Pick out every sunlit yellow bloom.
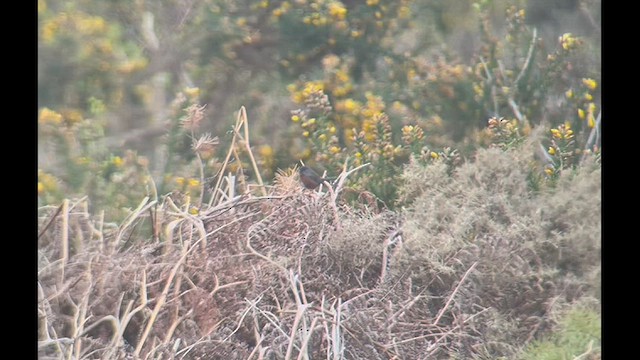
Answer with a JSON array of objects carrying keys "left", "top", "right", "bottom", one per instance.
[
  {"left": 329, "top": 146, "right": 341, "bottom": 154},
  {"left": 559, "top": 33, "right": 578, "bottom": 51},
  {"left": 112, "top": 156, "right": 124, "bottom": 167},
  {"left": 584, "top": 93, "right": 593, "bottom": 101},
  {"left": 318, "top": 134, "right": 327, "bottom": 141},
  {"left": 398, "top": 5, "right": 411, "bottom": 19},
  {"left": 184, "top": 87, "right": 200, "bottom": 99},
  {"left": 545, "top": 167, "right": 555, "bottom": 176},
  {"left": 550, "top": 129, "right": 562, "bottom": 139},
  {"left": 328, "top": 2, "right": 347, "bottom": 20},
  {"left": 343, "top": 99, "right": 359, "bottom": 113},
  {"left": 366, "top": 0, "right": 379, "bottom": 5},
  {"left": 587, "top": 102, "right": 597, "bottom": 114},
  {"left": 175, "top": 177, "right": 186, "bottom": 186},
  {"left": 259, "top": 145, "right": 273, "bottom": 158},
  {"left": 587, "top": 114, "right": 596, "bottom": 128},
  {"left": 329, "top": 126, "right": 336, "bottom": 134},
  {"left": 38, "top": 182, "right": 45, "bottom": 194},
  {"left": 582, "top": 78, "right": 597, "bottom": 90},
  {"left": 430, "top": 152, "right": 439, "bottom": 159},
  {"left": 189, "top": 207, "right": 199, "bottom": 215},
  {"left": 303, "top": 131, "right": 310, "bottom": 137},
  {"left": 259, "top": 0, "right": 269, "bottom": 8},
  {"left": 578, "top": 108, "right": 585, "bottom": 120},
  {"left": 39, "top": 108, "right": 63, "bottom": 125},
  {"left": 565, "top": 89, "right": 574, "bottom": 99},
  {"left": 336, "top": 69, "right": 350, "bottom": 83},
  {"left": 355, "top": 152, "right": 362, "bottom": 158},
  {"left": 291, "top": 115, "right": 300, "bottom": 122},
  {"left": 548, "top": 147, "right": 556, "bottom": 155}
]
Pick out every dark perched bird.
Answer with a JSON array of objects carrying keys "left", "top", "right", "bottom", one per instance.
[{"left": 299, "top": 166, "right": 332, "bottom": 189}]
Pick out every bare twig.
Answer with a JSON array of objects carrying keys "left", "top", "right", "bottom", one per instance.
[
  {"left": 514, "top": 27, "right": 537, "bottom": 86},
  {"left": 433, "top": 262, "right": 478, "bottom": 326}
]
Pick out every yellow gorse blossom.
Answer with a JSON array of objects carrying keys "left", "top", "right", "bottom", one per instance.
[
  {"left": 559, "top": 33, "right": 579, "bottom": 51},
  {"left": 582, "top": 78, "right": 597, "bottom": 90},
  {"left": 112, "top": 156, "right": 124, "bottom": 167},
  {"left": 39, "top": 108, "right": 64, "bottom": 125},
  {"left": 578, "top": 108, "right": 586, "bottom": 120},
  {"left": 328, "top": 2, "right": 347, "bottom": 20}
]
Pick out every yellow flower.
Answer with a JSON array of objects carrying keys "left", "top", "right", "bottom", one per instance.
[
  {"left": 175, "top": 177, "right": 186, "bottom": 186},
  {"left": 578, "top": 108, "right": 585, "bottom": 120},
  {"left": 38, "top": 182, "right": 45, "bottom": 194},
  {"left": 548, "top": 147, "right": 556, "bottom": 155},
  {"left": 259, "top": 145, "right": 274, "bottom": 158},
  {"left": 303, "top": 131, "right": 310, "bottom": 137},
  {"left": 366, "top": 0, "right": 379, "bottom": 5},
  {"left": 587, "top": 102, "right": 597, "bottom": 113},
  {"left": 544, "top": 167, "right": 555, "bottom": 176},
  {"left": 565, "top": 89, "right": 574, "bottom": 99},
  {"left": 39, "top": 108, "right": 63, "bottom": 125},
  {"left": 328, "top": 2, "right": 347, "bottom": 20},
  {"left": 355, "top": 152, "right": 362, "bottom": 158},
  {"left": 584, "top": 93, "right": 593, "bottom": 101},
  {"left": 587, "top": 113, "right": 596, "bottom": 128},
  {"left": 112, "top": 156, "right": 124, "bottom": 167},
  {"left": 559, "top": 33, "right": 578, "bottom": 51},
  {"left": 184, "top": 87, "right": 200, "bottom": 99},
  {"left": 329, "top": 126, "right": 336, "bottom": 134},
  {"left": 291, "top": 115, "right": 300, "bottom": 122},
  {"left": 550, "top": 129, "right": 562, "bottom": 139},
  {"left": 318, "top": 134, "right": 327, "bottom": 141},
  {"left": 189, "top": 207, "right": 199, "bottom": 215},
  {"left": 430, "top": 151, "right": 439, "bottom": 159},
  {"left": 329, "top": 146, "right": 341, "bottom": 154},
  {"left": 582, "top": 78, "right": 597, "bottom": 90},
  {"left": 188, "top": 179, "right": 200, "bottom": 188},
  {"left": 398, "top": 5, "right": 411, "bottom": 19}
]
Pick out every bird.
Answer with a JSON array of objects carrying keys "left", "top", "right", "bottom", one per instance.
[{"left": 299, "top": 166, "right": 332, "bottom": 189}]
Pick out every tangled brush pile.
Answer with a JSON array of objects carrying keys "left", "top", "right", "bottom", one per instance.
[{"left": 38, "top": 146, "right": 600, "bottom": 359}]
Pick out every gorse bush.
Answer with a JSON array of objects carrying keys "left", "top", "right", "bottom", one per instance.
[
  {"left": 38, "top": 132, "right": 600, "bottom": 359},
  {"left": 39, "top": 0, "right": 600, "bottom": 204},
  {"left": 38, "top": 0, "right": 600, "bottom": 358}
]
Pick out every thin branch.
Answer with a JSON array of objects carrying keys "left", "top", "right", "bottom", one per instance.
[
  {"left": 433, "top": 261, "right": 478, "bottom": 326},
  {"left": 514, "top": 27, "right": 538, "bottom": 86}
]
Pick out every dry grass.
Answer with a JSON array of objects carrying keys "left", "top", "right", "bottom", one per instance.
[{"left": 38, "top": 113, "right": 600, "bottom": 359}]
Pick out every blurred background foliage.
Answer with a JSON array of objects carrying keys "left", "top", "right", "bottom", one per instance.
[{"left": 38, "top": 0, "right": 600, "bottom": 211}]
